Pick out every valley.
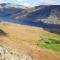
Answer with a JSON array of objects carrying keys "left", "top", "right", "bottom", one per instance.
[{"left": 0, "top": 4, "right": 60, "bottom": 60}]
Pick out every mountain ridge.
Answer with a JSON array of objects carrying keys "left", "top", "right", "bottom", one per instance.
[{"left": 0, "top": 4, "right": 60, "bottom": 34}]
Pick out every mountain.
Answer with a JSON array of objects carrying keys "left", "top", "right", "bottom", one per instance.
[
  {"left": 18, "top": 5, "right": 60, "bottom": 24},
  {"left": 0, "top": 4, "right": 60, "bottom": 34},
  {"left": 0, "top": 3, "right": 29, "bottom": 17},
  {"left": 1, "top": 5, "right": 59, "bottom": 25},
  {"left": 0, "top": 4, "right": 60, "bottom": 60}
]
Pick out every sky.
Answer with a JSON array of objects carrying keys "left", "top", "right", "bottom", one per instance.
[{"left": 0, "top": 0, "right": 60, "bottom": 7}]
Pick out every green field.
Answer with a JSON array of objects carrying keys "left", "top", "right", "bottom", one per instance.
[{"left": 36, "top": 32, "right": 60, "bottom": 52}]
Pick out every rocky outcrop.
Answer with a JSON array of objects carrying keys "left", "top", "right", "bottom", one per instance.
[{"left": 0, "top": 45, "right": 32, "bottom": 60}]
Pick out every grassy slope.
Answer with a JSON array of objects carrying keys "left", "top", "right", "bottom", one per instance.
[
  {"left": 0, "top": 22, "right": 60, "bottom": 60},
  {"left": 36, "top": 28, "right": 60, "bottom": 52}
]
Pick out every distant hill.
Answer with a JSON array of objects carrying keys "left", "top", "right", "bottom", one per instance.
[
  {"left": 0, "top": 4, "right": 60, "bottom": 34},
  {"left": 19, "top": 5, "right": 60, "bottom": 24},
  {"left": 0, "top": 3, "right": 28, "bottom": 17},
  {"left": 0, "top": 4, "right": 60, "bottom": 25},
  {"left": 0, "top": 5, "right": 59, "bottom": 24}
]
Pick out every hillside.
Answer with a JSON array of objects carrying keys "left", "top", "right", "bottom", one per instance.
[
  {"left": 0, "top": 22, "right": 60, "bottom": 60},
  {"left": 0, "top": 4, "right": 60, "bottom": 60}
]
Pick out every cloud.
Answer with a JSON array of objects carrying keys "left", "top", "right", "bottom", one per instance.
[
  {"left": 16, "top": 0, "right": 41, "bottom": 7},
  {"left": 17, "top": 0, "right": 28, "bottom": 2},
  {"left": 0, "top": 0, "right": 5, "bottom": 3},
  {"left": 16, "top": 0, "right": 60, "bottom": 7},
  {"left": 41, "top": 0, "right": 60, "bottom": 5},
  {"left": 0, "top": 0, "right": 60, "bottom": 7}
]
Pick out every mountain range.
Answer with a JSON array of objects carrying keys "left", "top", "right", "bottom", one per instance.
[
  {"left": 0, "top": 3, "right": 60, "bottom": 34},
  {"left": 0, "top": 3, "right": 60, "bottom": 60}
]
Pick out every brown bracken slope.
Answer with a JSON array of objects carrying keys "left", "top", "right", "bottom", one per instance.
[{"left": 0, "top": 22, "right": 60, "bottom": 60}]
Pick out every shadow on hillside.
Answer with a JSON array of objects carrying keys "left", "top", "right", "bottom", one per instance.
[
  {"left": 0, "top": 7, "right": 23, "bottom": 17},
  {"left": 19, "top": 20, "right": 60, "bottom": 35},
  {"left": 0, "top": 16, "right": 60, "bottom": 35},
  {"left": 44, "top": 28, "right": 60, "bottom": 35},
  {"left": 21, "top": 5, "right": 60, "bottom": 21}
]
